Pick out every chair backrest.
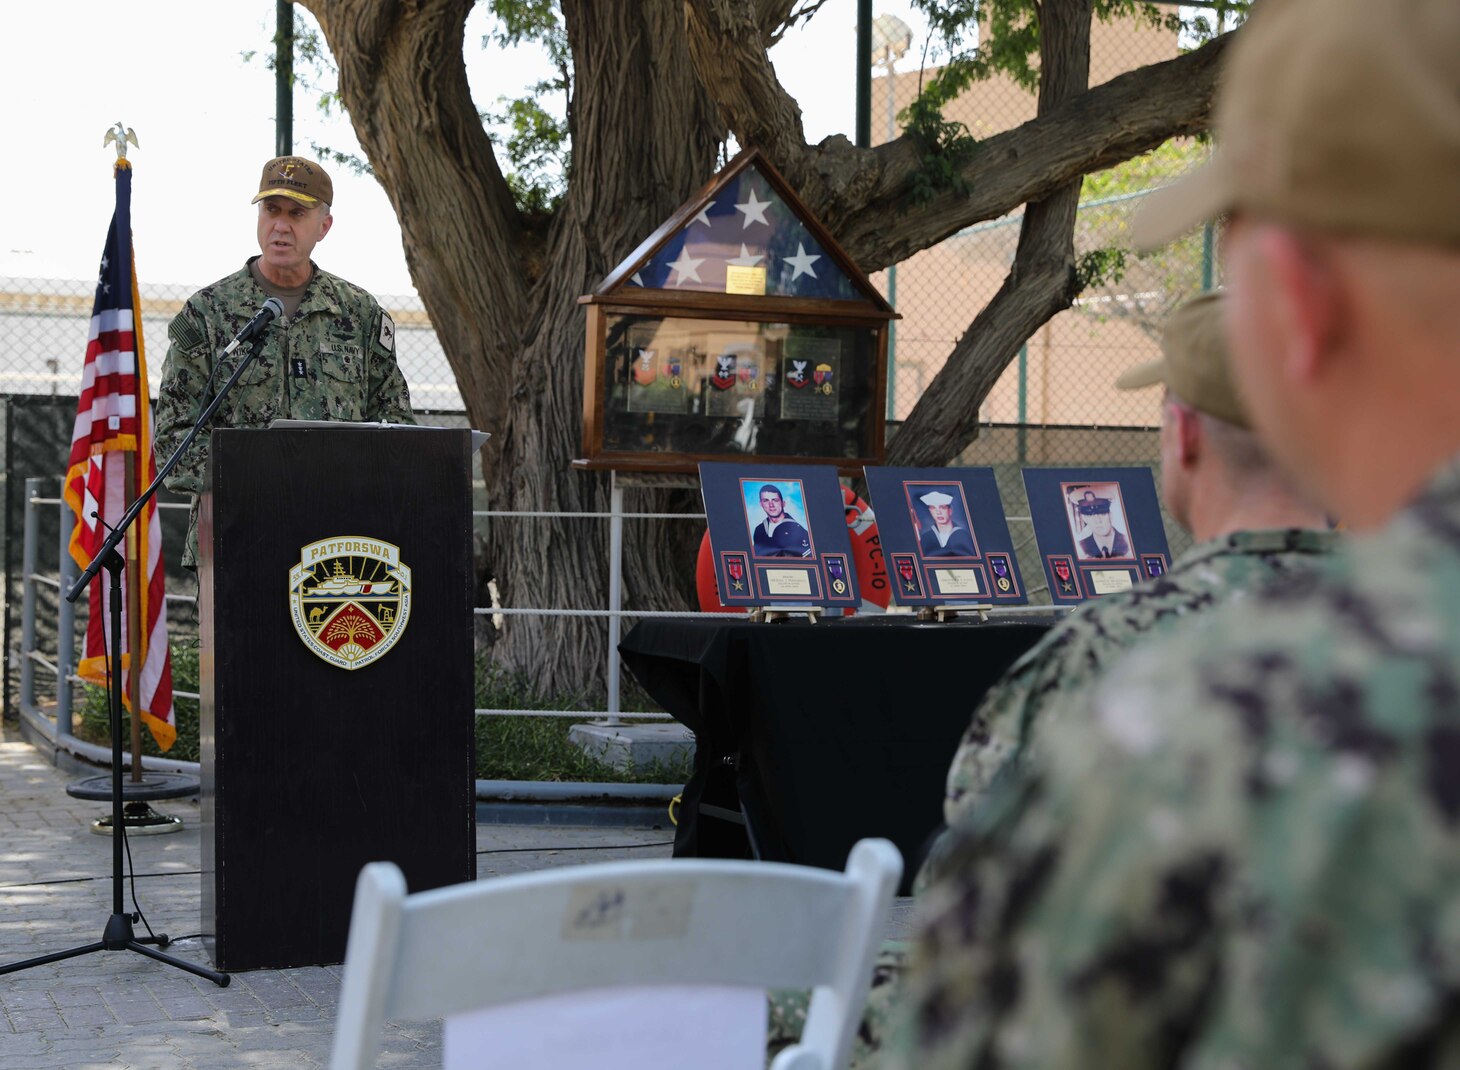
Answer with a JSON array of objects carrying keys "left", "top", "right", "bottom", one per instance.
[{"left": 329, "top": 838, "right": 902, "bottom": 1070}]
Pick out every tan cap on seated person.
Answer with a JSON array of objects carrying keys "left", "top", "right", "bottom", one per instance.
[
  {"left": 251, "top": 156, "right": 334, "bottom": 208},
  {"left": 1115, "top": 291, "right": 1247, "bottom": 428}
]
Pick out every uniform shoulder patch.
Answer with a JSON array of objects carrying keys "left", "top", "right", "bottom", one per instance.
[
  {"left": 167, "top": 310, "right": 205, "bottom": 353},
  {"left": 379, "top": 311, "right": 396, "bottom": 352}
]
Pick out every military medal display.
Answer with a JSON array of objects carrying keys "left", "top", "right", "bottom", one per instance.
[
  {"left": 1023, "top": 467, "right": 1173, "bottom": 605},
  {"left": 863, "top": 466, "right": 1028, "bottom": 608},
  {"left": 699, "top": 462, "right": 861, "bottom": 610}
]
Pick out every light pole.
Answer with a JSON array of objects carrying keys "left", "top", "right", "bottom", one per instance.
[{"left": 871, "top": 14, "right": 912, "bottom": 419}]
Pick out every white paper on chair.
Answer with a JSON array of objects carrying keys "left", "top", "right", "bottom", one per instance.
[{"left": 443, "top": 984, "right": 766, "bottom": 1070}]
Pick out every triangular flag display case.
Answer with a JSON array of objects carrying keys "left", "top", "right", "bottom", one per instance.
[{"left": 577, "top": 150, "right": 896, "bottom": 473}]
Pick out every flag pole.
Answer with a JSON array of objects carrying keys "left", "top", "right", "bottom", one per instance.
[{"left": 125, "top": 457, "right": 144, "bottom": 783}]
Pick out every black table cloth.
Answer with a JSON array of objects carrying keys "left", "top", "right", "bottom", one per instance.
[{"left": 620, "top": 615, "right": 1054, "bottom": 889}]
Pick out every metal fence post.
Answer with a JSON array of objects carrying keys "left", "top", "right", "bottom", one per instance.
[
  {"left": 56, "top": 485, "right": 77, "bottom": 736},
  {"left": 19, "top": 478, "right": 42, "bottom": 714},
  {"left": 605, "top": 471, "right": 624, "bottom": 726}
]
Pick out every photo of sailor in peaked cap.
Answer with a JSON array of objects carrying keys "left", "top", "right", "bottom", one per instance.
[{"left": 1069, "top": 485, "right": 1131, "bottom": 560}]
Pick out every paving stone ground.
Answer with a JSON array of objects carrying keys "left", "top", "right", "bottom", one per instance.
[{"left": 0, "top": 723, "right": 675, "bottom": 1069}]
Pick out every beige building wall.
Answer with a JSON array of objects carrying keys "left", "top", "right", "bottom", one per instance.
[{"left": 870, "top": 12, "right": 1182, "bottom": 429}]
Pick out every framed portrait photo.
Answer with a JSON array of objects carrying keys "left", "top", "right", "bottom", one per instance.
[
  {"left": 699, "top": 462, "right": 860, "bottom": 608},
  {"left": 1022, "top": 467, "right": 1172, "bottom": 605},
  {"left": 864, "top": 466, "right": 1027, "bottom": 606}
]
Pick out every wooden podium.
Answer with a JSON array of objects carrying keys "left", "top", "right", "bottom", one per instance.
[{"left": 198, "top": 426, "right": 476, "bottom": 971}]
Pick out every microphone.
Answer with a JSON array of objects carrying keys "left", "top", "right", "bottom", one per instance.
[{"left": 221, "top": 297, "right": 285, "bottom": 356}]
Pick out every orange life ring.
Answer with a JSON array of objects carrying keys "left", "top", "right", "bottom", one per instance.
[{"left": 694, "top": 486, "right": 889, "bottom": 611}]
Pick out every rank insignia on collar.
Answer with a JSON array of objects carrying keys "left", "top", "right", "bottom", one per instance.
[{"left": 288, "top": 536, "right": 412, "bottom": 670}]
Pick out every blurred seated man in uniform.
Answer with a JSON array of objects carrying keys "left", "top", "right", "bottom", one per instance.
[
  {"left": 155, "top": 156, "right": 414, "bottom": 569},
  {"left": 769, "top": 290, "right": 1337, "bottom": 1067},
  {"left": 886, "top": 1, "right": 1460, "bottom": 1066},
  {"left": 939, "top": 289, "right": 1334, "bottom": 838}
]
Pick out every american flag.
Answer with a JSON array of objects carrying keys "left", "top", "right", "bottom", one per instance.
[
  {"left": 630, "top": 161, "right": 859, "bottom": 301},
  {"left": 61, "top": 159, "right": 175, "bottom": 752}
]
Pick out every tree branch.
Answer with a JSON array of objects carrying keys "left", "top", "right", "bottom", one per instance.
[
  {"left": 682, "top": 0, "right": 809, "bottom": 170},
  {"left": 303, "top": 0, "right": 530, "bottom": 438},
  {"left": 829, "top": 30, "right": 1233, "bottom": 269},
  {"left": 887, "top": 0, "right": 1093, "bottom": 468}
]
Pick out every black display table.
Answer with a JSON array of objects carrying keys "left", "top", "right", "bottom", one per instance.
[{"left": 620, "top": 615, "right": 1054, "bottom": 890}]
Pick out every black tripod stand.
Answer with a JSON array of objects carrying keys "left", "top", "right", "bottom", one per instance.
[{"left": 0, "top": 304, "right": 280, "bottom": 986}]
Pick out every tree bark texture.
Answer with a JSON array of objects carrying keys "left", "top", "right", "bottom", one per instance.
[{"left": 302, "top": 0, "right": 1234, "bottom": 694}]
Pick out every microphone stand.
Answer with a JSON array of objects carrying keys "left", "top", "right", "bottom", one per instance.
[{"left": 0, "top": 331, "right": 273, "bottom": 986}]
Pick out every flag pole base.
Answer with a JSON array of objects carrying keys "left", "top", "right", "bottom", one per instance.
[
  {"left": 90, "top": 802, "right": 185, "bottom": 836},
  {"left": 67, "top": 772, "right": 197, "bottom": 836}
]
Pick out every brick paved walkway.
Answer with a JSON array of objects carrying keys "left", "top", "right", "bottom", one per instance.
[{"left": 0, "top": 726, "right": 674, "bottom": 1069}]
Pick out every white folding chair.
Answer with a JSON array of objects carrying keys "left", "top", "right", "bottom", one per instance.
[{"left": 330, "top": 839, "right": 902, "bottom": 1070}]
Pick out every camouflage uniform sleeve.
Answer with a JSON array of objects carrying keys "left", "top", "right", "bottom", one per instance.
[
  {"left": 365, "top": 306, "right": 415, "bottom": 425},
  {"left": 883, "top": 598, "right": 1460, "bottom": 1070},
  {"left": 153, "top": 299, "right": 214, "bottom": 499},
  {"left": 942, "top": 618, "right": 1091, "bottom": 832}
]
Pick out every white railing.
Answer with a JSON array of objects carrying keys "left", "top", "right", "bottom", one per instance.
[
  {"left": 14, "top": 473, "right": 722, "bottom": 768},
  {"left": 15, "top": 473, "right": 1065, "bottom": 771}
]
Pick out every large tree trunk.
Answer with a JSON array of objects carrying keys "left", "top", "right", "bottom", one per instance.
[
  {"left": 305, "top": 0, "right": 1234, "bottom": 694},
  {"left": 309, "top": 0, "right": 724, "bottom": 695}
]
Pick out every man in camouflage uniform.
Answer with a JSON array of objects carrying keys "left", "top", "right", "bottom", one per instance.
[
  {"left": 883, "top": 0, "right": 1460, "bottom": 1066},
  {"left": 770, "top": 292, "right": 1334, "bottom": 1066},
  {"left": 155, "top": 156, "right": 414, "bottom": 567}
]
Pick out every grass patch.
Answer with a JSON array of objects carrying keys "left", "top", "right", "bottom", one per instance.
[
  {"left": 77, "top": 646, "right": 692, "bottom": 785},
  {"left": 474, "top": 662, "right": 691, "bottom": 784},
  {"left": 76, "top": 642, "right": 202, "bottom": 763}
]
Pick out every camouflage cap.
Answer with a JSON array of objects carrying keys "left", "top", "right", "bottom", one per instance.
[
  {"left": 1132, "top": 0, "right": 1460, "bottom": 251},
  {"left": 1115, "top": 291, "right": 1248, "bottom": 428},
  {"left": 251, "top": 156, "right": 334, "bottom": 208}
]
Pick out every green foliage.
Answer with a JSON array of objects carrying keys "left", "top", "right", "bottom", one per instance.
[
  {"left": 78, "top": 641, "right": 202, "bottom": 764},
  {"left": 479, "top": 1, "right": 572, "bottom": 213},
  {"left": 473, "top": 662, "right": 690, "bottom": 784},
  {"left": 1081, "top": 137, "right": 1208, "bottom": 202},
  {"left": 1075, "top": 247, "right": 1127, "bottom": 292},
  {"left": 480, "top": 95, "right": 570, "bottom": 216},
  {"left": 900, "top": 90, "right": 978, "bottom": 204},
  {"left": 897, "top": 0, "right": 1248, "bottom": 201}
]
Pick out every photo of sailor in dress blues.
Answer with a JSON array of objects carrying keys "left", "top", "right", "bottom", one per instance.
[{"left": 698, "top": 462, "right": 860, "bottom": 608}]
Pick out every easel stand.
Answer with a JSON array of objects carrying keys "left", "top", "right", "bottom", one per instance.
[
  {"left": 0, "top": 546, "right": 227, "bottom": 986},
  {"left": 749, "top": 606, "right": 824, "bottom": 624},
  {"left": 915, "top": 603, "right": 993, "bottom": 623}
]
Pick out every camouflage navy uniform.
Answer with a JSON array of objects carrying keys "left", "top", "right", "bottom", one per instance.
[
  {"left": 769, "top": 530, "right": 1337, "bottom": 1067},
  {"left": 881, "top": 457, "right": 1460, "bottom": 1070},
  {"left": 941, "top": 528, "right": 1339, "bottom": 836},
  {"left": 155, "top": 259, "right": 414, "bottom": 566}
]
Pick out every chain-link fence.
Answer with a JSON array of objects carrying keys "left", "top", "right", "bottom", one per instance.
[
  {"left": 0, "top": 276, "right": 464, "bottom": 413},
  {"left": 870, "top": 7, "right": 1219, "bottom": 428}
]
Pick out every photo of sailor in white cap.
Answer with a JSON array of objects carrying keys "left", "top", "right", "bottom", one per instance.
[{"left": 916, "top": 486, "right": 977, "bottom": 558}]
